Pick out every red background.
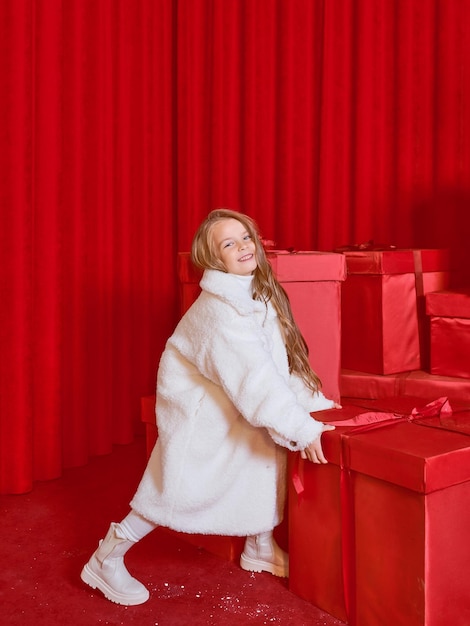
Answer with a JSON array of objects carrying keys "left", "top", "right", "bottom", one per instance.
[{"left": 1, "top": 0, "right": 469, "bottom": 493}]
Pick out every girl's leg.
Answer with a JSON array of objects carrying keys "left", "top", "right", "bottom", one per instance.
[
  {"left": 240, "top": 530, "right": 289, "bottom": 578},
  {"left": 80, "top": 510, "right": 157, "bottom": 605},
  {"left": 119, "top": 510, "right": 157, "bottom": 542}
]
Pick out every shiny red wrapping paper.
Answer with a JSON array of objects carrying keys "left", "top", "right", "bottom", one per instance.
[
  {"left": 288, "top": 397, "right": 470, "bottom": 626},
  {"left": 340, "top": 250, "right": 420, "bottom": 374},
  {"left": 426, "top": 289, "right": 470, "bottom": 379},
  {"left": 340, "top": 368, "right": 470, "bottom": 402},
  {"left": 178, "top": 250, "right": 347, "bottom": 403}
]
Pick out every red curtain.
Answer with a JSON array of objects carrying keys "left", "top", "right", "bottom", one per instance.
[
  {"left": 1, "top": 0, "right": 469, "bottom": 494},
  {"left": 0, "top": 0, "right": 177, "bottom": 493}
]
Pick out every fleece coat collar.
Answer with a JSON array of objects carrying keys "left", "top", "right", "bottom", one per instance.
[{"left": 199, "top": 269, "right": 269, "bottom": 316}]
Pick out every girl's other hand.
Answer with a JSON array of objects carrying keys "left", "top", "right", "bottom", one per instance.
[{"left": 300, "top": 423, "right": 335, "bottom": 464}]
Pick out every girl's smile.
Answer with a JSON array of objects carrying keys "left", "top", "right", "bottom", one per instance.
[{"left": 212, "top": 218, "right": 258, "bottom": 276}]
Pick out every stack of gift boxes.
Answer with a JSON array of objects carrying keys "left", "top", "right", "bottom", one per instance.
[
  {"left": 339, "top": 247, "right": 470, "bottom": 401},
  {"left": 341, "top": 249, "right": 470, "bottom": 398},
  {"left": 289, "top": 246, "right": 470, "bottom": 626},
  {"left": 141, "top": 247, "right": 470, "bottom": 626}
]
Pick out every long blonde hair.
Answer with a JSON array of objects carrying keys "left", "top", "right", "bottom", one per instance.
[{"left": 191, "top": 208, "right": 321, "bottom": 394}]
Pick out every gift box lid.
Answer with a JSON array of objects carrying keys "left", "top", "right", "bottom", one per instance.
[
  {"left": 402, "top": 370, "right": 470, "bottom": 402},
  {"left": 317, "top": 399, "right": 470, "bottom": 494},
  {"left": 267, "top": 251, "right": 346, "bottom": 282},
  {"left": 178, "top": 250, "right": 347, "bottom": 283},
  {"left": 340, "top": 368, "right": 470, "bottom": 403},
  {"left": 340, "top": 368, "right": 408, "bottom": 399},
  {"left": 340, "top": 249, "right": 416, "bottom": 275},
  {"left": 411, "top": 248, "right": 451, "bottom": 272},
  {"left": 426, "top": 289, "right": 470, "bottom": 318},
  {"left": 342, "top": 394, "right": 470, "bottom": 415}
]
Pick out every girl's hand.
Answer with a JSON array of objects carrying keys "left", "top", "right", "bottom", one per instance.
[{"left": 300, "top": 423, "right": 335, "bottom": 464}]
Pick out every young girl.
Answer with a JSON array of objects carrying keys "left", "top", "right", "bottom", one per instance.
[{"left": 81, "top": 209, "right": 337, "bottom": 606}]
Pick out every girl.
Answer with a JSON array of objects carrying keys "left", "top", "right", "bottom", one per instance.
[{"left": 81, "top": 209, "right": 337, "bottom": 606}]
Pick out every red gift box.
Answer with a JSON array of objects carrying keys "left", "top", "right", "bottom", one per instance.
[
  {"left": 288, "top": 397, "right": 470, "bottom": 626},
  {"left": 177, "top": 253, "right": 203, "bottom": 315},
  {"left": 426, "top": 289, "right": 470, "bottom": 379},
  {"left": 340, "top": 368, "right": 470, "bottom": 402},
  {"left": 178, "top": 251, "right": 347, "bottom": 403},
  {"left": 340, "top": 250, "right": 420, "bottom": 375}
]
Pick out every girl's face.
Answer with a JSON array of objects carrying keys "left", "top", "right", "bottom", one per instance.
[{"left": 211, "top": 218, "right": 258, "bottom": 276}]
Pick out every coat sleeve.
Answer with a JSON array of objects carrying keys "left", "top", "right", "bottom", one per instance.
[
  {"left": 179, "top": 307, "right": 325, "bottom": 451},
  {"left": 288, "top": 373, "right": 336, "bottom": 413}
]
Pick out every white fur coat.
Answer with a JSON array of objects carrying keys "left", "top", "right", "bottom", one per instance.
[{"left": 130, "top": 269, "right": 334, "bottom": 535}]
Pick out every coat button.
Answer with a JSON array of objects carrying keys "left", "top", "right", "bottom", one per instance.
[{"left": 290, "top": 441, "right": 297, "bottom": 447}]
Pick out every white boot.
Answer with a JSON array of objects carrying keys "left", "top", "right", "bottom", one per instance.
[
  {"left": 240, "top": 531, "right": 289, "bottom": 578},
  {"left": 80, "top": 522, "right": 149, "bottom": 605}
]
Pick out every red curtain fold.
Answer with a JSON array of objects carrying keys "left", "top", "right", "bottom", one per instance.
[
  {"left": 0, "top": 0, "right": 34, "bottom": 494},
  {"left": 0, "top": 0, "right": 176, "bottom": 493},
  {"left": 1, "top": 0, "right": 470, "bottom": 494}
]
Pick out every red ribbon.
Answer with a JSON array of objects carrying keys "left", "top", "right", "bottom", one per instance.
[
  {"left": 325, "top": 396, "right": 452, "bottom": 429},
  {"left": 292, "top": 397, "right": 453, "bottom": 497}
]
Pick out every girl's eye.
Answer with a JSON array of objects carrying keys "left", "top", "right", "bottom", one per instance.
[
  {"left": 223, "top": 241, "right": 233, "bottom": 248},
  {"left": 243, "top": 235, "right": 251, "bottom": 241}
]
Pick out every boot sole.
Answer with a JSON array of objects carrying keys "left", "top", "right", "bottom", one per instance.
[
  {"left": 239, "top": 553, "right": 289, "bottom": 578},
  {"left": 80, "top": 563, "right": 150, "bottom": 606}
]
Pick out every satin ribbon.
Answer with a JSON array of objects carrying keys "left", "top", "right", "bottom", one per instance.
[
  {"left": 326, "top": 396, "right": 452, "bottom": 429},
  {"left": 292, "top": 396, "right": 453, "bottom": 624},
  {"left": 292, "top": 396, "right": 453, "bottom": 497}
]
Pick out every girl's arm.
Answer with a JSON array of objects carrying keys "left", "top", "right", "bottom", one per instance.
[
  {"left": 288, "top": 372, "right": 337, "bottom": 412},
  {"left": 188, "top": 313, "right": 327, "bottom": 451}
]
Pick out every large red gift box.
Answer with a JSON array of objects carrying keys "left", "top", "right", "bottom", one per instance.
[
  {"left": 178, "top": 250, "right": 346, "bottom": 403},
  {"left": 340, "top": 368, "right": 470, "bottom": 402},
  {"left": 288, "top": 397, "right": 470, "bottom": 626},
  {"left": 426, "top": 289, "right": 470, "bottom": 379},
  {"left": 340, "top": 249, "right": 420, "bottom": 375}
]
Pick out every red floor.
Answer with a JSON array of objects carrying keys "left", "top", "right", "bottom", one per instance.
[{"left": 0, "top": 436, "right": 347, "bottom": 625}]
